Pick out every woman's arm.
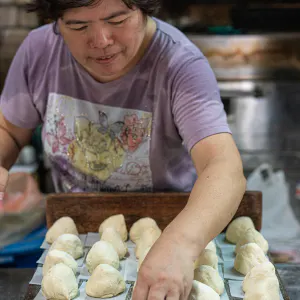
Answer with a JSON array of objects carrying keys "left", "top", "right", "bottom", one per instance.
[
  {"left": 164, "top": 132, "right": 246, "bottom": 261},
  {"left": 0, "top": 112, "right": 33, "bottom": 193}
]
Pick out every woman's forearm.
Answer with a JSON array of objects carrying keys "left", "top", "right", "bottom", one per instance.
[
  {"left": 0, "top": 126, "right": 21, "bottom": 170},
  {"left": 164, "top": 158, "right": 246, "bottom": 260}
]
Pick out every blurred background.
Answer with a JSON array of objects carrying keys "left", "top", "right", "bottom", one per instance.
[{"left": 2, "top": 1, "right": 300, "bottom": 297}]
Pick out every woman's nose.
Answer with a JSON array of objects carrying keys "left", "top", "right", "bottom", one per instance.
[{"left": 88, "top": 27, "right": 113, "bottom": 49}]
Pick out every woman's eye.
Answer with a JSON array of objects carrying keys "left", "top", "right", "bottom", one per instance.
[
  {"left": 71, "top": 26, "right": 88, "bottom": 31},
  {"left": 108, "top": 19, "right": 126, "bottom": 25}
]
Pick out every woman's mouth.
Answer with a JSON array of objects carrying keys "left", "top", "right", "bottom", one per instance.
[{"left": 93, "top": 53, "right": 118, "bottom": 64}]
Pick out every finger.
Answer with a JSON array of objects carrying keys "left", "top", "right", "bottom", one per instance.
[
  {"left": 166, "top": 286, "right": 181, "bottom": 300},
  {"left": 166, "top": 297, "right": 180, "bottom": 300},
  {"left": 166, "top": 295, "right": 180, "bottom": 300},
  {"left": 0, "top": 167, "right": 8, "bottom": 193},
  {"left": 182, "top": 281, "right": 193, "bottom": 300},
  {"left": 148, "top": 285, "right": 169, "bottom": 300},
  {"left": 131, "top": 278, "right": 149, "bottom": 300}
]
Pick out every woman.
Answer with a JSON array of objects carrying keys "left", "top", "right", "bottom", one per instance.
[{"left": 0, "top": 0, "right": 246, "bottom": 298}]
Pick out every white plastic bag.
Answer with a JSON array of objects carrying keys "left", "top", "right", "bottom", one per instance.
[{"left": 247, "top": 163, "right": 300, "bottom": 247}]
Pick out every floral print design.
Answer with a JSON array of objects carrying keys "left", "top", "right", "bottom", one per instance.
[
  {"left": 45, "top": 116, "right": 74, "bottom": 154},
  {"left": 120, "top": 114, "right": 151, "bottom": 152},
  {"left": 44, "top": 94, "right": 153, "bottom": 190}
]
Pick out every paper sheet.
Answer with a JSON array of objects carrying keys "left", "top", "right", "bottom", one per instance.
[
  {"left": 85, "top": 232, "right": 100, "bottom": 247},
  {"left": 221, "top": 250, "right": 237, "bottom": 262},
  {"left": 216, "top": 233, "right": 236, "bottom": 251},
  {"left": 29, "top": 267, "right": 44, "bottom": 285},
  {"left": 218, "top": 263, "right": 224, "bottom": 279},
  {"left": 223, "top": 261, "right": 245, "bottom": 281}
]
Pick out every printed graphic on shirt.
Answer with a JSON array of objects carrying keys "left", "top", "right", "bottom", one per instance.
[{"left": 43, "top": 93, "right": 153, "bottom": 192}]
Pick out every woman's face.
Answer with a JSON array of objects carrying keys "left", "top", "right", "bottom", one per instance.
[{"left": 58, "top": 0, "right": 148, "bottom": 82}]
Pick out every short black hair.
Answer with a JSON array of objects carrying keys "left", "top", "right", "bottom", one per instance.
[{"left": 27, "top": 0, "right": 160, "bottom": 21}]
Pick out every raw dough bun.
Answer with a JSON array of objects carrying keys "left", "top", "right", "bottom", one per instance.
[
  {"left": 243, "top": 262, "right": 278, "bottom": 293},
  {"left": 86, "top": 240, "right": 119, "bottom": 274},
  {"left": 244, "top": 290, "right": 280, "bottom": 300},
  {"left": 49, "top": 233, "right": 83, "bottom": 259},
  {"left": 129, "top": 217, "right": 160, "bottom": 243},
  {"left": 188, "top": 280, "right": 220, "bottom": 300},
  {"left": 99, "top": 214, "right": 128, "bottom": 242},
  {"left": 194, "top": 265, "right": 224, "bottom": 295},
  {"left": 244, "top": 280, "right": 280, "bottom": 300},
  {"left": 137, "top": 246, "right": 151, "bottom": 271},
  {"left": 101, "top": 227, "right": 128, "bottom": 259},
  {"left": 244, "top": 271, "right": 280, "bottom": 300},
  {"left": 135, "top": 226, "right": 161, "bottom": 259},
  {"left": 42, "top": 263, "right": 78, "bottom": 300},
  {"left": 86, "top": 264, "right": 126, "bottom": 298},
  {"left": 46, "top": 216, "right": 78, "bottom": 244},
  {"left": 194, "top": 249, "right": 218, "bottom": 270},
  {"left": 235, "top": 228, "right": 269, "bottom": 254},
  {"left": 234, "top": 243, "right": 268, "bottom": 275},
  {"left": 205, "top": 241, "right": 217, "bottom": 253},
  {"left": 43, "top": 249, "right": 78, "bottom": 276},
  {"left": 226, "top": 216, "right": 255, "bottom": 244}
]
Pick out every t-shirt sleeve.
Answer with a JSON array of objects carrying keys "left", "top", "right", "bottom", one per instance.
[
  {"left": 0, "top": 35, "right": 42, "bottom": 129},
  {"left": 171, "top": 56, "right": 231, "bottom": 152}
]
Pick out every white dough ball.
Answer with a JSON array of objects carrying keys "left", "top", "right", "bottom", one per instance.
[
  {"left": 226, "top": 217, "right": 255, "bottom": 244},
  {"left": 49, "top": 233, "right": 83, "bottom": 259},
  {"left": 244, "top": 290, "right": 280, "bottom": 300},
  {"left": 188, "top": 280, "right": 220, "bottom": 300},
  {"left": 101, "top": 227, "right": 128, "bottom": 259},
  {"left": 243, "top": 262, "right": 278, "bottom": 293},
  {"left": 194, "top": 249, "right": 218, "bottom": 270},
  {"left": 235, "top": 228, "right": 269, "bottom": 254},
  {"left": 42, "top": 263, "right": 78, "bottom": 300},
  {"left": 194, "top": 265, "right": 224, "bottom": 295},
  {"left": 86, "top": 240, "right": 119, "bottom": 274},
  {"left": 137, "top": 246, "right": 151, "bottom": 271},
  {"left": 86, "top": 264, "right": 126, "bottom": 298},
  {"left": 205, "top": 241, "right": 217, "bottom": 253},
  {"left": 244, "top": 276, "right": 280, "bottom": 300},
  {"left": 46, "top": 217, "right": 78, "bottom": 244},
  {"left": 234, "top": 243, "right": 268, "bottom": 275},
  {"left": 99, "top": 214, "right": 128, "bottom": 242},
  {"left": 129, "top": 217, "right": 159, "bottom": 244},
  {"left": 43, "top": 249, "right": 78, "bottom": 276},
  {"left": 135, "top": 226, "right": 161, "bottom": 259}
]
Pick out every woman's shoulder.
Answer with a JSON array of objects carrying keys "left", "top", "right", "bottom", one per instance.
[
  {"left": 154, "top": 19, "right": 204, "bottom": 56},
  {"left": 143, "top": 18, "right": 212, "bottom": 88},
  {"left": 22, "top": 23, "right": 65, "bottom": 62},
  {"left": 150, "top": 19, "right": 206, "bottom": 72}
]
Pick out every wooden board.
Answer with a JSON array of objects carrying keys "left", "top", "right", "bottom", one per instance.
[{"left": 46, "top": 191, "right": 262, "bottom": 233}]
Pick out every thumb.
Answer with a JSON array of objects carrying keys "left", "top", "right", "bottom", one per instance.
[{"left": 0, "top": 167, "right": 9, "bottom": 200}]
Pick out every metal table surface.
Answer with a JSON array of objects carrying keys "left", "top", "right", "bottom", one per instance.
[
  {"left": 1, "top": 265, "right": 300, "bottom": 300},
  {"left": 0, "top": 268, "right": 35, "bottom": 300}
]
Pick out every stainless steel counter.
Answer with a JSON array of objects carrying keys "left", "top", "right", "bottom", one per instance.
[{"left": 0, "top": 268, "right": 35, "bottom": 300}]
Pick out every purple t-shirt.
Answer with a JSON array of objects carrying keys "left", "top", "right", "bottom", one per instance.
[{"left": 0, "top": 18, "right": 230, "bottom": 193}]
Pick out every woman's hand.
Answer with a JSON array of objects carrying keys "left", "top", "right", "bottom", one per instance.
[
  {"left": 132, "top": 230, "right": 196, "bottom": 300},
  {"left": 0, "top": 166, "right": 8, "bottom": 208}
]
